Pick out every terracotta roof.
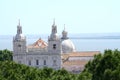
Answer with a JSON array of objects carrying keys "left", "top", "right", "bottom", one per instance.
[
  {"left": 62, "top": 60, "right": 88, "bottom": 72},
  {"left": 64, "top": 51, "right": 100, "bottom": 72},
  {"left": 28, "top": 38, "right": 48, "bottom": 48},
  {"left": 69, "top": 51, "right": 100, "bottom": 57},
  {"left": 61, "top": 54, "right": 69, "bottom": 59},
  {"left": 62, "top": 60, "right": 88, "bottom": 66}
]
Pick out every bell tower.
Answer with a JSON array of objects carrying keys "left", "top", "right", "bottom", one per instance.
[
  {"left": 13, "top": 20, "right": 26, "bottom": 64},
  {"left": 48, "top": 20, "right": 62, "bottom": 54},
  {"left": 47, "top": 20, "right": 62, "bottom": 69}
]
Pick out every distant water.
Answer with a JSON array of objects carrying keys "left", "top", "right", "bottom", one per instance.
[
  {"left": 0, "top": 34, "right": 120, "bottom": 52},
  {"left": 72, "top": 39, "right": 120, "bottom": 52}
]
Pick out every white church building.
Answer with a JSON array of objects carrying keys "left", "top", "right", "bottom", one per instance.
[{"left": 13, "top": 20, "right": 100, "bottom": 72}]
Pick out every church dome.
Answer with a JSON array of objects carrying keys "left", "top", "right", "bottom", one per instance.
[{"left": 62, "top": 39, "right": 76, "bottom": 53}]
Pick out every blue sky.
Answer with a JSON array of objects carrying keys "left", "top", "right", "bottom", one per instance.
[{"left": 0, "top": 0, "right": 120, "bottom": 35}]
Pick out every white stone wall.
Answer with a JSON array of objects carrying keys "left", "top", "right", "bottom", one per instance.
[
  {"left": 26, "top": 53, "right": 61, "bottom": 69},
  {"left": 13, "top": 22, "right": 62, "bottom": 70},
  {"left": 13, "top": 54, "right": 26, "bottom": 64},
  {"left": 28, "top": 47, "right": 47, "bottom": 53},
  {"left": 13, "top": 40, "right": 26, "bottom": 54},
  {"left": 13, "top": 39, "right": 62, "bottom": 70},
  {"left": 48, "top": 40, "right": 61, "bottom": 54}
]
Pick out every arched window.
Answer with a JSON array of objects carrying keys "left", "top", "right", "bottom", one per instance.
[
  {"left": 36, "top": 60, "right": 39, "bottom": 65},
  {"left": 44, "top": 60, "right": 46, "bottom": 65},
  {"left": 18, "top": 44, "right": 21, "bottom": 47},
  {"left": 53, "top": 60, "right": 57, "bottom": 66},
  {"left": 28, "top": 60, "right": 31, "bottom": 65},
  {"left": 18, "top": 44, "right": 22, "bottom": 51},
  {"left": 53, "top": 44, "right": 56, "bottom": 49}
]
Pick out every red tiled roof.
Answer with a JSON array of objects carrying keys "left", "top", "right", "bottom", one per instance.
[
  {"left": 28, "top": 38, "right": 48, "bottom": 48},
  {"left": 69, "top": 51, "right": 100, "bottom": 57},
  {"left": 62, "top": 51, "right": 100, "bottom": 67},
  {"left": 62, "top": 60, "right": 88, "bottom": 66}
]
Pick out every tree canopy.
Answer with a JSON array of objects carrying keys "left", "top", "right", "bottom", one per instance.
[
  {"left": 83, "top": 49, "right": 120, "bottom": 80},
  {"left": 0, "top": 49, "right": 12, "bottom": 61},
  {"left": 1, "top": 49, "right": 120, "bottom": 80},
  {"left": 0, "top": 49, "right": 77, "bottom": 80}
]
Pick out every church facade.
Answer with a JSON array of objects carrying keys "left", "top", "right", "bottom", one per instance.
[{"left": 13, "top": 20, "right": 76, "bottom": 70}]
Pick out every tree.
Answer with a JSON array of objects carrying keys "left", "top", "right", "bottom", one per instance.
[
  {"left": 0, "top": 49, "right": 12, "bottom": 61},
  {"left": 83, "top": 49, "right": 120, "bottom": 80}
]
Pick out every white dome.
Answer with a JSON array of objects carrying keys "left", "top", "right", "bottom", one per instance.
[{"left": 62, "top": 39, "right": 76, "bottom": 53}]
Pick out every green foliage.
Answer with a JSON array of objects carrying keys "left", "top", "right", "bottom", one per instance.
[
  {"left": 0, "top": 49, "right": 77, "bottom": 80},
  {"left": 0, "top": 61, "right": 77, "bottom": 80},
  {"left": 77, "top": 71, "right": 92, "bottom": 80},
  {"left": 83, "top": 49, "right": 120, "bottom": 80},
  {"left": 0, "top": 49, "right": 12, "bottom": 61},
  {"left": 1, "top": 49, "right": 120, "bottom": 80}
]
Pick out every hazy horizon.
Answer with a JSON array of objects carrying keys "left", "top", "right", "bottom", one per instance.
[{"left": 0, "top": 33, "right": 120, "bottom": 39}]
